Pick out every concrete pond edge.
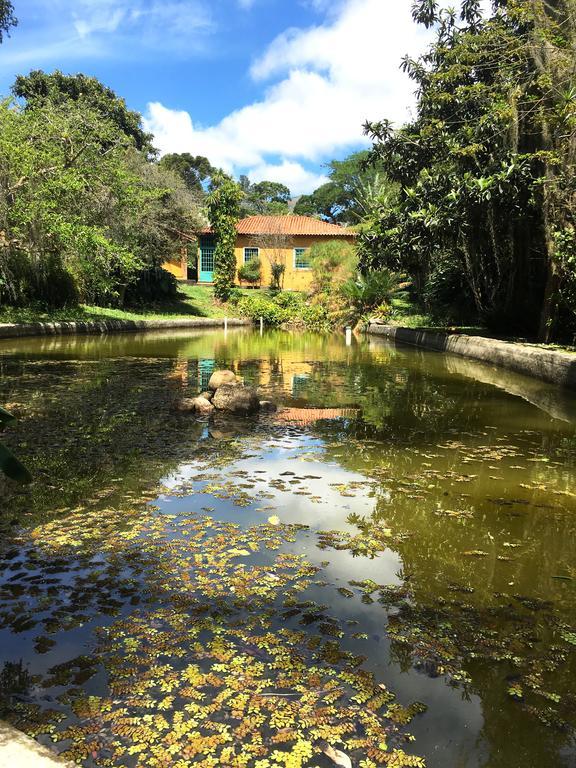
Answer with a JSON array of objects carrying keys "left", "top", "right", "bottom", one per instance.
[
  {"left": 0, "top": 317, "right": 252, "bottom": 340},
  {"left": 0, "top": 720, "right": 74, "bottom": 767},
  {"left": 366, "top": 325, "right": 576, "bottom": 391}
]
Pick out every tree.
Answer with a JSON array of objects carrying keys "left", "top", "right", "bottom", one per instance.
[
  {"left": 0, "top": 0, "right": 17, "bottom": 43},
  {"left": 207, "top": 173, "right": 243, "bottom": 301},
  {"left": 0, "top": 97, "right": 200, "bottom": 307},
  {"left": 294, "top": 151, "right": 390, "bottom": 224},
  {"left": 158, "top": 153, "right": 216, "bottom": 192},
  {"left": 12, "top": 70, "right": 154, "bottom": 154},
  {"left": 361, "top": 0, "right": 576, "bottom": 339},
  {"left": 241, "top": 178, "right": 292, "bottom": 215}
]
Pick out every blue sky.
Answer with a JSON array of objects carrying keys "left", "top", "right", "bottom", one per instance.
[{"left": 0, "top": 0, "right": 428, "bottom": 194}]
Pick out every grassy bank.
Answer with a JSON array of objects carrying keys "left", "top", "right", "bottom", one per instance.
[{"left": 0, "top": 285, "right": 230, "bottom": 324}]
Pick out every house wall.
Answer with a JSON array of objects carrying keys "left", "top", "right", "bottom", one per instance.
[
  {"left": 161, "top": 234, "right": 356, "bottom": 289},
  {"left": 162, "top": 250, "right": 188, "bottom": 280},
  {"left": 235, "top": 234, "right": 356, "bottom": 292}
]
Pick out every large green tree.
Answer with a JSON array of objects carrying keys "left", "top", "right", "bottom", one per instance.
[
  {"left": 294, "top": 151, "right": 388, "bottom": 224},
  {"left": 158, "top": 153, "right": 216, "bottom": 192},
  {"left": 12, "top": 70, "right": 154, "bottom": 154},
  {"left": 0, "top": 98, "right": 199, "bottom": 307},
  {"left": 240, "top": 178, "right": 292, "bottom": 215},
  {"left": 361, "top": 0, "right": 576, "bottom": 339}
]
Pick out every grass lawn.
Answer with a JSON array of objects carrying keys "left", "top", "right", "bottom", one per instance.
[{"left": 0, "top": 285, "right": 233, "bottom": 324}]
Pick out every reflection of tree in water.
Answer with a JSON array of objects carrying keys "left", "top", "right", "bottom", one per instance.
[
  {"left": 0, "top": 357, "right": 208, "bottom": 529},
  {"left": 0, "top": 661, "right": 33, "bottom": 717},
  {"left": 307, "top": 399, "right": 576, "bottom": 765}
]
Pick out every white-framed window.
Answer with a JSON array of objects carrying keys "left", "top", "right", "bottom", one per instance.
[
  {"left": 244, "top": 247, "right": 259, "bottom": 264},
  {"left": 294, "top": 247, "right": 311, "bottom": 270}
]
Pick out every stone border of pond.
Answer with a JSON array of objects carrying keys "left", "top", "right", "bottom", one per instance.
[
  {"left": 0, "top": 720, "right": 74, "bottom": 767},
  {"left": 366, "top": 325, "right": 576, "bottom": 391},
  {"left": 0, "top": 317, "right": 252, "bottom": 339}
]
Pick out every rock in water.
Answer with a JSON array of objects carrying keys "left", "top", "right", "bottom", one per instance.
[
  {"left": 176, "top": 396, "right": 215, "bottom": 415},
  {"left": 208, "top": 370, "right": 238, "bottom": 390},
  {"left": 199, "top": 391, "right": 213, "bottom": 401},
  {"left": 259, "top": 400, "right": 278, "bottom": 413},
  {"left": 212, "top": 384, "right": 260, "bottom": 415}
]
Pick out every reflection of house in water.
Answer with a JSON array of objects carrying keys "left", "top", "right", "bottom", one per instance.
[
  {"left": 273, "top": 407, "right": 361, "bottom": 425},
  {"left": 198, "top": 359, "right": 216, "bottom": 390}
]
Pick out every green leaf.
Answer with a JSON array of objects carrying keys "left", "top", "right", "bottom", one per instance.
[
  {"left": 0, "top": 442, "right": 32, "bottom": 484},
  {"left": 0, "top": 406, "right": 16, "bottom": 426}
]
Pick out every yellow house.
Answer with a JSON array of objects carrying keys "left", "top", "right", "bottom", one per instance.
[{"left": 162, "top": 215, "right": 357, "bottom": 292}]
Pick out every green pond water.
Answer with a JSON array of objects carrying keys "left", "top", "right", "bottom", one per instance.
[{"left": 0, "top": 329, "right": 575, "bottom": 768}]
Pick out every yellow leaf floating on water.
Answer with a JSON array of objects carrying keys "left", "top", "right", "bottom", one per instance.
[{"left": 268, "top": 515, "right": 281, "bottom": 526}]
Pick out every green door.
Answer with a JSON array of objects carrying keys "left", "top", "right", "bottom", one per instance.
[{"left": 199, "top": 237, "right": 215, "bottom": 283}]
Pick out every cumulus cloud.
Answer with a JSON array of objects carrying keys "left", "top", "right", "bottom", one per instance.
[{"left": 144, "top": 0, "right": 427, "bottom": 194}]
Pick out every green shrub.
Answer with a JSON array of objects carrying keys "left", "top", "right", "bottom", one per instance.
[
  {"left": 236, "top": 293, "right": 290, "bottom": 327},
  {"left": 125, "top": 266, "right": 177, "bottom": 304},
  {"left": 270, "top": 262, "right": 286, "bottom": 291},
  {"left": 237, "top": 258, "right": 262, "bottom": 287}
]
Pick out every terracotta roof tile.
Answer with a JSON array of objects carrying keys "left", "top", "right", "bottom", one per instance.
[
  {"left": 198, "top": 215, "right": 357, "bottom": 237},
  {"left": 237, "top": 215, "right": 357, "bottom": 236}
]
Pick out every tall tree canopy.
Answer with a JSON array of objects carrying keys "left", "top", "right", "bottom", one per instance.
[
  {"left": 12, "top": 70, "right": 154, "bottom": 154},
  {"left": 0, "top": 96, "right": 200, "bottom": 308},
  {"left": 158, "top": 153, "right": 216, "bottom": 192},
  {"left": 361, "top": 0, "right": 576, "bottom": 340},
  {"left": 0, "top": 0, "right": 16, "bottom": 43},
  {"left": 294, "top": 151, "right": 388, "bottom": 224},
  {"left": 240, "top": 178, "right": 292, "bottom": 215}
]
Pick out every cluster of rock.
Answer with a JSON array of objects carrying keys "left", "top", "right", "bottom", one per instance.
[{"left": 177, "top": 370, "right": 276, "bottom": 417}]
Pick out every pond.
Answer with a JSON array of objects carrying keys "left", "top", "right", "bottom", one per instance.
[{"left": 0, "top": 328, "right": 575, "bottom": 768}]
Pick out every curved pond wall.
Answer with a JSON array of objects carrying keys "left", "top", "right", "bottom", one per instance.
[
  {"left": 0, "top": 317, "right": 251, "bottom": 340},
  {"left": 367, "top": 325, "right": 576, "bottom": 391}
]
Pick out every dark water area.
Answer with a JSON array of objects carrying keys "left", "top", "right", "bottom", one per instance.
[{"left": 0, "top": 329, "right": 575, "bottom": 768}]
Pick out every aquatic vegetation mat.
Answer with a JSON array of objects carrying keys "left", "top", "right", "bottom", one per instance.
[{"left": 1, "top": 507, "right": 425, "bottom": 767}]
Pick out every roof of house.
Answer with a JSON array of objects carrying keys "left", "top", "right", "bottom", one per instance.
[{"left": 199, "top": 215, "right": 357, "bottom": 238}]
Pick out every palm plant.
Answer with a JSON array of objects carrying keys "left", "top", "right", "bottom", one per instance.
[{"left": 340, "top": 269, "right": 411, "bottom": 328}]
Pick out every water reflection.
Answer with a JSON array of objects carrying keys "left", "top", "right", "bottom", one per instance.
[{"left": 0, "top": 329, "right": 575, "bottom": 767}]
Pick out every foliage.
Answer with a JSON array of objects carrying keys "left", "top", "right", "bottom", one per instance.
[
  {"left": 340, "top": 270, "right": 411, "bottom": 327},
  {"left": 158, "top": 153, "right": 216, "bottom": 192},
  {"left": 309, "top": 240, "right": 357, "bottom": 295},
  {"left": 207, "top": 173, "right": 243, "bottom": 301},
  {"left": 270, "top": 261, "right": 286, "bottom": 291},
  {"left": 240, "top": 177, "right": 292, "bottom": 215},
  {"left": 361, "top": 0, "right": 576, "bottom": 340},
  {"left": 294, "top": 151, "right": 393, "bottom": 224},
  {"left": 0, "top": 98, "right": 200, "bottom": 307},
  {"left": 0, "top": 406, "right": 31, "bottom": 484},
  {"left": 236, "top": 290, "right": 331, "bottom": 331},
  {"left": 13, "top": 70, "right": 154, "bottom": 154},
  {"left": 238, "top": 257, "right": 262, "bottom": 287},
  {"left": 0, "top": 0, "right": 16, "bottom": 43}
]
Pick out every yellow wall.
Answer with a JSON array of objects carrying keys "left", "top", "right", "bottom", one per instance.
[
  {"left": 235, "top": 234, "right": 356, "bottom": 292},
  {"left": 162, "top": 234, "right": 356, "bottom": 288},
  {"left": 162, "top": 250, "right": 188, "bottom": 280}
]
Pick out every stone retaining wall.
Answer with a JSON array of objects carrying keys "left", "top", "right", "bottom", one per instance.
[
  {"left": 366, "top": 325, "right": 576, "bottom": 391},
  {"left": 0, "top": 317, "right": 251, "bottom": 340}
]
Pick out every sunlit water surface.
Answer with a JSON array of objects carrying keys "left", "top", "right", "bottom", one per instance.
[{"left": 0, "top": 329, "right": 575, "bottom": 768}]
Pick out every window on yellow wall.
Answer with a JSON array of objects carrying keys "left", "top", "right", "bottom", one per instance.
[
  {"left": 244, "top": 247, "right": 259, "bottom": 264},
  {"left": 294, "top": 248, "right": 311, "bottom": 269}
]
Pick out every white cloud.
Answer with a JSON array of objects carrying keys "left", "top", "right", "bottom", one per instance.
[
  {"left": 247, "top": 160, "right": 329, "bottom": 197},
  {"left": 144, "top": 0, "right": 427, "bottom": 194}
]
